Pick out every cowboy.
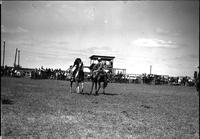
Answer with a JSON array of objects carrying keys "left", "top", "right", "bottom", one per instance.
[{"left": 93, "top": 57, "right": 105, "bottom": 79}]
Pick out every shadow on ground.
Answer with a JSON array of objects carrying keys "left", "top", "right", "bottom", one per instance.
[
  {"left": 79, "top": 92, "right": 119, "bottom": 96},
  {"left": 1, "top": 98, "right": 14, "bottom": 105}
]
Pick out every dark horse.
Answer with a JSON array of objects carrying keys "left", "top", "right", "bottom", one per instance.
[
  {"left": 69, "top": 58, "right": 84, "bottom": 94},
  {"left": 89, "top": 63, "right": 108, "bottom": 95},
  {"left": 196, "top": 79, "right": 199, "bottom": 95},
  {"left": 194, "top": 70, "right": 199, "bottom": 96}
]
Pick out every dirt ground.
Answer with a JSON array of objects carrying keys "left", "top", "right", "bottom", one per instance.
[{"left": 1, "top": 77, "right": 199, "bottom": 138}]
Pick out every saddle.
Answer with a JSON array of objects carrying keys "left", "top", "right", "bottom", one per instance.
[{"left": 92, "top": 70, "right": 106, "bottom": 79}]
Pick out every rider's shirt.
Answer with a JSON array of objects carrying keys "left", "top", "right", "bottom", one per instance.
[
  {"left": 95, "top": 62, "right": 104, "bottom": 70},
  {"left": 93, "top": 61, "right": 105, "bottom": 76}
]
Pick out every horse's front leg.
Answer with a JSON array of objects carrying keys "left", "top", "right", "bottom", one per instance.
[
  {"left": 95, "top": 82, "right": 101, "bottom": 96},
  {"left": 76, "top": 81, "right": 80, "bottom": 93},
  {"left": 70, "top": 81, "right": 73, "bottom": 93}
]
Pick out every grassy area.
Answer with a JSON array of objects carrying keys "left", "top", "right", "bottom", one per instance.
[{"left": 1, "top": 77, "right": 199, "bottom": 138}]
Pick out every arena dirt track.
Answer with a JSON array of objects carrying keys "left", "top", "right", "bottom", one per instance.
[{"left": 1, "top": 77, "right": 199, "bottom": 138}]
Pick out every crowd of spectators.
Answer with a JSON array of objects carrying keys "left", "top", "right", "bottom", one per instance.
[
  {"left": 110, "top": 72, "right": 195, "bottom": 86},
  {"left": 1, "top": 65, "right": 196, "bottom": 86},
  {"left": 1, "top": 66, "right": 70, "bottom": 80},
  {"left": 30, "top": 66, "right": 68, "bottom": 80},
  {"left": 1, "top": 66, "right": 20, "bottom": 77}
]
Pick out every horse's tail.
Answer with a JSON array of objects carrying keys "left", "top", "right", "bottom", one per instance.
[
  {"left": 104, "top": 73, "right": 108, "bottom": 87},
  {"left": 104, "top": 79, "right": 108, "bottom": 88}
]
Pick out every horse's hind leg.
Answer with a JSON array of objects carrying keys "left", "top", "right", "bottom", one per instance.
[
  {"left": 103, "top": 82, "right": 108, "bottom": 94},
  {"left": 90, "top": 81, "right": 94, "bottom": 95},
  {"left": 103, "top": 84, "right": 105, "bottom": 95},
  {"left": 76, "top": 82, "right": 80, "bottom": 94}
]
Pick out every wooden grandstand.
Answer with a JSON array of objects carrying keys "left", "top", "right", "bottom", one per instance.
[
  {"left": 89, "top": 55, "right": 115, "bottom": 72},
  {"left": 89, "top": 55, "right": 126, "bottom": 75}
]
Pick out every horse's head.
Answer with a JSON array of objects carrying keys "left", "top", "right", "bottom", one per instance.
[{"left": 74, "top": 58, "right": 81, "bottom": 65}]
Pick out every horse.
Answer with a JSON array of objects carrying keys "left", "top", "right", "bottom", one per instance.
[
  {"left": 89, "top": 63, "right": 108, "bottom": 95},
  {"left": 196, "top": 80, "right": 199, "bottom": 96},
  {"left": 195, "top": 76, "right": 199, "bottom": 96},
  {"left": 69, "top": 58, "right": 84, "bottom": 94},
  {"left": 194, "top": 71, "right": 199, "bottom": 96}
]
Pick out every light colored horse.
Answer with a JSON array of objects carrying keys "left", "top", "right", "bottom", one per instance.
[{"left": 69, "top": 60, "right": 84, "bottom": 94}]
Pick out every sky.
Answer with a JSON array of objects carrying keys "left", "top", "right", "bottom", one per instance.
[{"left": 1, "top": 1, "right": 199, "bottom": 77}]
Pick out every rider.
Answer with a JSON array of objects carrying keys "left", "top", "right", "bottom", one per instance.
[
  {"left": 93, "top": 57, "right": 105, "bottom": 80},
  {"left": 71, "top": 58, "right": 83, "bottom": 80}
]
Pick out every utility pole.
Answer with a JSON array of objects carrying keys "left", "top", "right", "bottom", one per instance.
[
  {"left": 150, "top": 65, "right": 152, "bottom": 75},
  {"left": 18, "top": 50, "right": 20, "bottom": 67},
  {"left": 3, "top": 41, "right": 5, "bottom": 67},
  {"left": 14, "top": 48, "right": 18, "bottom": 67}
]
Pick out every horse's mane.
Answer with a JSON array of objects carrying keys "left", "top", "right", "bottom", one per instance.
[{"left": 89, "top": 63, "right": 96, "bottom": 71}]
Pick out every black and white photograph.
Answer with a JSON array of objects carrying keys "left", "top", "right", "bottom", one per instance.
[{"left": 1, "top": 0, "right": 199, "bottom": 138}]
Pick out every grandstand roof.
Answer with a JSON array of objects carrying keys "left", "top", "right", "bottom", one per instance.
[{"left": 89, "top": 55, "right": 115, "bottom": 61}]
